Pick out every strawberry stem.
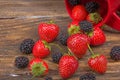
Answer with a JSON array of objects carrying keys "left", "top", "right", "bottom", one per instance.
[
  {"left": 68, "top": 48, "right": 72, "bottom": 55},
  {"left": 48, "top": 20, "right": 54, "bottom": 24},
  {"left": 31, "top": 75, "right": 35, "bottom": 80},
  {"left": 67, "top": 47, "right": 78, "bottom": 59},
  {"left": 88, "top": 44, "right": 95, "bottom": 55},
  {"left": 49, "top": 43, "right": 66, "bottom": 55}
]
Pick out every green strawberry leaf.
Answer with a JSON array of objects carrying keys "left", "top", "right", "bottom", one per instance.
[{"left": 32, "top": 62, "right": 46, "bottom": 77}]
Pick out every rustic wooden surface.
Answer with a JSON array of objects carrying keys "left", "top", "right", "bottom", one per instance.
[{"left": 0, "top": 0, "right": 120, "bottom": 80}]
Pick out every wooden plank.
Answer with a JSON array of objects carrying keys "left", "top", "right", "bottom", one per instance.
[{"left": 0, "top": 0, "right": 120, "bottom": 80}]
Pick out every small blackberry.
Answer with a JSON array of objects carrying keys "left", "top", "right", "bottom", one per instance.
[
  {"left": 15, "top": 56, "right": 29, "bottom": 68},
  {"left": 44, "top": 76, "right": 52, "bottom": 80},
  {"left": 110, "top": 46, "right": 120, "bottom": 60},
  {"left": 80, "top": 20, "right": 93, "bottom": 32},
  {"left": 52, "top": 51, "right": 63, "bottom": 63},
  {"left": 85, "top": 1, "right": 99, "bottom": 13},
  {"left": 57, "top": 31, "right": 69, "bottom": 46},
  {"left": 20, "top": 39, "right": 35, "bottom": 54},
  {"left": 68, "top": 0, "right": 80, "bottom": 6},
  {"left": 80, "top": 73, "right": 96, "bottom": 80}
]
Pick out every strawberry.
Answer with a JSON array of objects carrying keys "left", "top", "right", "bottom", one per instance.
[
  {"left": 32, "top": 40, "right": 51, "bottom": 58},
  {"left": 38, "top": 21, "right": 59, "bottom": 42},
  {"left": 29, "top": 58, "right": 48, "bottom": 77},
  {"left": 59, "top": 55, "right": 78, "bottom": 79},
  {"left": 68, "top": 21, "right": 80, "bottom": 35},
  {"left": 90, "top": 27, "right": 106, "bottom": 46},
  {"left": 67, "top": 33, "right": 89, "bottom": 58},
  {"left": 72, "top": 5, "right": 88, "bottom": 22},
  {"left": 86, "top": 12, "right": 102, "bottom": 25},
  {"left": 88, "top": 54, "right": 107, "bottom": 74}
]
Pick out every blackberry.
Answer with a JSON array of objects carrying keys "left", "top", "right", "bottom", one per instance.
[
  {"left": 80, "top": 73, "right": 96, "bottom": 80},
  {"left": 15, "top": 56, "right": 29, "bottom": 68},
  {"left": 20, "top": 39, "right": 35, "bottom": 54},
  {"left": 44, "top": 76, "right": 52, "bottom": 80},
  {"left": 51, "top": 51, "right": 63, "bottom": 63},
  {"left": 57, "top": 31, "right": 69, "bottom": 46},
  {"left": 80, "top": 20, "right": 93, "bottom": 32},
  {"left": 85, "top": 1, "right": 99, "bottom": 13},
  {"left": 68, "top": 0, "right": 80, "bottom": 6},
  {"left": 110, "top": 46, "right": 120, "bottom": 60}
]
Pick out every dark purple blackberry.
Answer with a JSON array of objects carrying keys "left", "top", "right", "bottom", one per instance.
[
  {"left": 57, "top": 31, "right": 69, "bottom": 46},
  {"left": 80, "top": 73, "right": 96, "bottom": 80},
  {"left": 80, "top": 20, "right": 93, "bottom": 32},
  {"left": 68, "top": 0, "right": 80, "bottom": 6},
  {"left": 44, "top": 76, "right": 52, "bottom": 80},
  {"left": 110, "top": 46, "right": 120, "bottom": 60},
  {"left": 51, "top": 51, "right": 63, "bottom": 63},
  {"left": 15, "top": 56, "right": 29, "bottom": 68},
  {"left": 85, "top": 1, "right": 99, "bottom": 13},
  {"left": 20, "top": 39, "right": 35, "bottom": 54}
]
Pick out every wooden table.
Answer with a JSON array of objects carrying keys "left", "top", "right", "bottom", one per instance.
[{"left": 0, "top": 0, "right": 120, "bottom": 80}]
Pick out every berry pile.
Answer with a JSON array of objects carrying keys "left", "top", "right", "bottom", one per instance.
[{"left": 13, "top": 1, "right": 120, "bottom": 80}]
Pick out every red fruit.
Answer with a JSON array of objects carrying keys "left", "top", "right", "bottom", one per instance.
[
  {"left": 29, "top": 58, "right": 48, "bottom": 77},
  {"left": 68, "top": 21, "right": 80, "bottom": 35},
  {"left": 59, "top": 55, "right": 78, "bottom": 79},
  {"left": 72, "top": 5, "right": 88, "bottom": 22},
  {"left": 32, "top": 40, "right": 51, "bottom": 58},
  {"left": 86, "top": 12, "right": 102, "bottom": 25},
  {"left": 88, "top": 54, "right": 107, "bottom": 74},
  {"left": 67, "top": 33, "right": 89, "bottom": 58},
  {"left": 38, "top": 21, "right": 59, "bottom": 42},
  {"left": 90, "top": 27, "right": 106, "bottom": 46}
]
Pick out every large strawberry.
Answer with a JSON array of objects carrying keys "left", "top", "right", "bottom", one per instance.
[
  {"left": 59, "top": 54, "right": 78, "bottom": 79},
  {"left": 90, "top": 27, "right": 106, "bottom": 46},
  {"left": 72, "top": 5, "right": 88, "bottom": 22},
  {"left": 67, "top": 33, "right": 89, "bottom": 58},
  {"left": 87, "top": 45, "right": 107, "bottom": 74},
  {"left": 32, "top": 40, "right": 51, "bottom": 58},
  {"left": 68, "top": 21, "right": 80, "bottom": 35},
  {"left": 88, "top": 54, "right": 107, "bottom": 74},
  {"left": 38, "top": 21, "right": 59, "bottom": 42},
  {"left": 29, "top": 58, "right": 48, "bottom": 77}
]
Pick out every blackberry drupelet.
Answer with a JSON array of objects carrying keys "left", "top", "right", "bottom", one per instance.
[
  {"left": 68, "top": 0, "right": 80, "bottom": 6},
  {"left": 85, "top": 1, "right": 99, "bottom": 13},
  {"left": 57, "top": 31, "right": 69, "bottom": 46},
  {"left": 80, "top": 73, "right": 96, "bottom": 80},
  {"left": 44, "top": 76, "right": 53, "bottom": 80},
  {"left": 52, "top": 51, "right": 63, "bottom": 63},
  {"left": 110, "top": 46, "right": 120, "bottom": 60},
  {"left": 80, "top": 20, "right": 93, "bottom": 32},
  {"left": 15, "top": 56, "right": 29, "bottom": 68},
  {"left": 20, "top": 39, "right": 35, "bottom": 54}
]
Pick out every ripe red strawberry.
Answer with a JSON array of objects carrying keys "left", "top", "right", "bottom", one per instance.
[
  {"left": 29, "top": 58, "right": 48, "bottom": 77},
  {"left": 59, "top": 55, "right": 78, "bottom": 79},
  {"left": 90, "top": 27, "right": 106, "bottom": 46},
  {"left": 72, "top": 5, "right": 88, "bottom": 22},
  {"left": 32, "top": 40, "right": 51, "bottom": 58},
  {"left": 38, "top": 21, "right": 59, "bottom": 42},
  {"left": 86, "top": 12, "right": 102, "bottom": 25},
  {"left": 68, "top": 21, "right": 80, "bottom": 35},
  {"left": 88, "top": 54, "right": 107, "bottom": 74},
  {"left": 67, "top": 33, "right": 89, "bottom": 58}
]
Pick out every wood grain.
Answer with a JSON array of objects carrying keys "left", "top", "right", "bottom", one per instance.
[{"left": 0, "top": 0, "right": 120, "bottom": 80}]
